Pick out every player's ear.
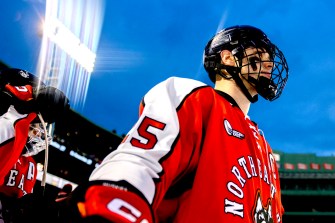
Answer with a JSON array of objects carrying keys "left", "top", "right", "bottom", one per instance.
[{"left": 220, "top": 50, "right": 235, "bottom": 66}]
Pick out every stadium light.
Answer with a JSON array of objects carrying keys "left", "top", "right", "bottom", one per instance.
[{"left": 43, "top": 18, "right": 96, "bottom": 73}]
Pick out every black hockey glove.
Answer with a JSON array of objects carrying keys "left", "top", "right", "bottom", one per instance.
[
  {"left": 0, "top": 193, "right": 59, "bottom": 223},
  {"left": 34, "top": 85, "right": 70, "bottom": 123}
]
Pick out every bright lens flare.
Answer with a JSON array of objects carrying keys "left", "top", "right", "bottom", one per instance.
[
  {"left": 44, "top": 18, "right": 96, "bottom": 73},
  {"left": 37, "top": 0, "right": 105, "bottom": 110}
]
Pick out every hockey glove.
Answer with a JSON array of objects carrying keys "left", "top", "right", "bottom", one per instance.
[
  {"left": 62, "top": 180, "right": 154, "bottom": 223},
  {"left": 1, "top": 192, "right": 61, "bottom": 223},
  {"left": 34, "top": 86, "right": 70, "bottom": 123}
]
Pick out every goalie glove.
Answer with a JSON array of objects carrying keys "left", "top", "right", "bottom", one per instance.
[
  {"left": 34, "top": 86, "right": 70, "bottom": 123},
  {"left": 63, "top": 181, "right": 154, "bottom": 223}
]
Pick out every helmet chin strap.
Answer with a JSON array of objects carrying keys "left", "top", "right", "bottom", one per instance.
[
  {"left": 254, "top": 76, "right": 277, "bottom": 100},
  {"left": 217, "top": 64, "right": 258, "bottom": 103}
]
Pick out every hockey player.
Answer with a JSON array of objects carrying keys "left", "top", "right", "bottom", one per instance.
[
  {"left": 0, "top": 68, "right": 69, "bottom": 222},
  {"left": 66, "top": 25, "right": 289, "bottom": 223}
]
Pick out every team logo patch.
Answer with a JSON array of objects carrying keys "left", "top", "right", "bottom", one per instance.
[
  {"left": 19, "top": 70, "right": 29, "bottom": 78},
  {"left": 252, "top": 191, "right": 273, "bottom": 223},
  {"left": 224, "top": 119, "right": 244, "bottom": 139}
]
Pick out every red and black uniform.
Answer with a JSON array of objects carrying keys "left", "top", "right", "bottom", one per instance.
[
  {"left": 84, "top": 77, "right": 283, "bottom": 223},
  {"left": 0, "top": 106, "right": 36, "bottom": 186},
  {"left": 0, "top": 68, "right": 70, "bottom": 223},
  {"left": 0, "top": 106, "right": 37, "bottom": 223},
  {"left": 0, "top": 156, "right": 37, "bottom": 199}
]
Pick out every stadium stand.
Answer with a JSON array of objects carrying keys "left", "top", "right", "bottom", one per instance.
[{"left": 276, "top": 151, "right": 335, "bottom": 223}]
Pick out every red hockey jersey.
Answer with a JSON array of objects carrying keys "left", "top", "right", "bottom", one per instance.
[
  {"left": 0, "top": 106, "right": 36, "bottom": 186},
  {"left": 0, "top": 156, "right": 37, "bottom": 198},
  {"left": 90, "top": 77, "right": 283, "bottom": 223}
]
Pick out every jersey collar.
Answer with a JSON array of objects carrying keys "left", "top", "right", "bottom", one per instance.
[{"left": 215, "top": 90, "right": 240, "bottom": 108}]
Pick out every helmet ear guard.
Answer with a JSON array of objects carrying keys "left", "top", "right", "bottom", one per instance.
[
  {"left": 203, "top": 54, "right": 220, "bottom": 82},
  {"left": 203, "top": 25, "right": 289, "bottom": 102}
]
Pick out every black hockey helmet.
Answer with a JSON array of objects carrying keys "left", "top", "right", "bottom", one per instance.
[
  {"left": 0, "top": 68, "right": 45, "bottom": 88},
  {"left": 0, "top": 68, "right": 70, "bottom": 123},
  {"left": 203, "top": 25, "right": 289, "bottom": 102},
  {"left": 0, "top": 68, "right": 43, "bottom": 115}
]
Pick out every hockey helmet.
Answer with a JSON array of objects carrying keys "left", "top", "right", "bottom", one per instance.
[
  {"left": 203, "top": 25, "right": 289, "bottom": 102},
  {"left": 0, "top": 68, "right": 70, "bottom": 123}
]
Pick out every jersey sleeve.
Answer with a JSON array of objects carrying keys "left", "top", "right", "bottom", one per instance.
[
  {"left": 0, "top": 106, "right": 36, "bottom": 185},
  {"left": 89, "top": 77, "right": 207, "bottom": 205}
]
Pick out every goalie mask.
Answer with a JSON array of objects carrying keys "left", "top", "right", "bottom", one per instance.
[
  {"left": 203, "top": 25, "right": 289, "bottom": 102},
  {"left": 23, "top": 122, "right": 51, "bottom": 157}
]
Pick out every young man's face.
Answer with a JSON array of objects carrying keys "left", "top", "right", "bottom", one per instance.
[{"left": 240, "top": 47, "right": 274, "bottom": 82}]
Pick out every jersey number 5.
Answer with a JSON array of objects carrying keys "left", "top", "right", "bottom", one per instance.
[{"left": 130, "top": 116, "right": 166, "bottom": 150}]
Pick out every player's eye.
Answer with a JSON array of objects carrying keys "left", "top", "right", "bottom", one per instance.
[{"left": 249, "top": 56, "right": 260, "bottom": 71}]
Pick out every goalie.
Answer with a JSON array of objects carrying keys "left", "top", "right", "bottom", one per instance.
[{"left": 0, "top": 68, "right": 69, "bottom": 222}]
